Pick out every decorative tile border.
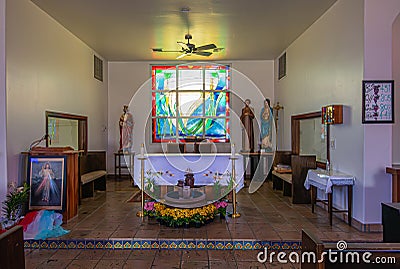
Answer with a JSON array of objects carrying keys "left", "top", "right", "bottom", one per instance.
[{"left": 24, "top": 239, "right": 302, "bottom": 250}]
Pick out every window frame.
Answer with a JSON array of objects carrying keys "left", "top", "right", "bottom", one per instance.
[{"left": 151, "top": 64, "right": 231, "bottom": 143}]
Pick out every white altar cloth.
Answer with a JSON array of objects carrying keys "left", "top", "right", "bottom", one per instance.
[{"left": 304, "top": 169, "right": 355, "bottom": 194}]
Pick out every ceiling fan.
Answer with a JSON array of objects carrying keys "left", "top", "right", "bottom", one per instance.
[{"left": 152, "top": 33, "right": 223, "bottom": 59}]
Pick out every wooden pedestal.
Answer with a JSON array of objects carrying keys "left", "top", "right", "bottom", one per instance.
[{"left": 23, "top": 147, "right": 80, "bottom": 221}]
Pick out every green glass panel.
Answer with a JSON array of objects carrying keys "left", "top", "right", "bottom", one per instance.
[
  {"left": 155, "top": 91, "right": 176, "bottom": 116},
  {"left": 205, "top": 92, "right": 227, "bottom": 117}
]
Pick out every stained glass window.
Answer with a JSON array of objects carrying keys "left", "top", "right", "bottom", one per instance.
[{"left": 152, "top": 64, "right": 230, "bottom": 143}]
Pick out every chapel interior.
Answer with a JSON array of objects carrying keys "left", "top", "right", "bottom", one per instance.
[{"left": 1, "top": 0, "right": 400, "bottom": 269}]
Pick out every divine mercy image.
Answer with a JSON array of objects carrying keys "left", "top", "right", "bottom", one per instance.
[{"left": 29, "top": 157, "right": 65, "bottom": 210}]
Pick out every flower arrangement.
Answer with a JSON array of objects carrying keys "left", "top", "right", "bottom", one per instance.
[
  {"left": 1, "top": 182, "right": 30, "bottom": 229},
  {"left": 143, "top": 201, "right": 156, "bottom": 217},
  {"left": 144, "top": 201, "right": 223, "bottom": 227},
  {"left": 214, "top": 200, "right": 228, "bottom": 218}
]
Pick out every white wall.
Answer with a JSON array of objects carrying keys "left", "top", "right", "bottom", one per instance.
[
  {"left": 275, "top": 0, "right": 365, "bottom": 222},
  {"left": 393, "top": 13, "right": 400, "bottom": 164},
  {"left": 0, "top": 0, "right": 7, "bottom": 205},
  {"left": 363, "top": 0, "right": 400, "bottom": 223},
  {"left": 107, "top": 61, "right": 274, "bottom": 173},
  {"left": 6, "top": 0, "right": 108, "bottom": 183}
]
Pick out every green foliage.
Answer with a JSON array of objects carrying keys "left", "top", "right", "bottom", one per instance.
[{"left": 2, "top": 183, "right": 30, "bottom": 220}]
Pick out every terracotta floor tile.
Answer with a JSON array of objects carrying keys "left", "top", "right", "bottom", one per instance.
[
  {"left": 209, "top": 260, "right": 238, "bottom": 268},
  {"left": 93, "top": 259, "right": 126, "bottom": 269},
  {"left": 236, "top": 261, "right": 266, "bottom": 269},
  {"left": 122, "top": 259, "right": 153, "bottom": 268},
  {"left": 127, "top": 249, "right": 157, "bottom": 260},
  {"left": 208, "top": 250, "right": 236, "bottom": 261},
  {"left": 76, "top": 250, "right": 105, "bottom": 260},
  {"left": 50, "top": 249, "right": 82, "bottom": 260},
  {"left": 234, "top": 250, "right": 261, "bottom": 261},
  {"left": 101, "top": 249, "right": 132, "bottom": 260},
  {"left": 25, "top": 259, "right": 45, "bottom": 269},
  {"left": 180, "top": 260, "right": 210, "bottom": 269},
  {"left": 181, "top": 250, "right": 209, "bottom": 261},
  {"left": 35, "top": 258, "right": 72, "bottom": 269},
  {"left": 66, "top": 260, "right": 99, "bottom": 269}
]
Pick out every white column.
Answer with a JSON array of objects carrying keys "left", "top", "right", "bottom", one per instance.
[{"left": 0, "top": 0, "right": 8, "bottom": 206}]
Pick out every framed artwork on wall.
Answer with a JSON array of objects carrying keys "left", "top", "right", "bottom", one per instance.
[
  {"left": 362, "top": 80, "right": 394, "bottom": 124},
  {"left": 28, "top": 156, "right": 67, "bottom": 211}
]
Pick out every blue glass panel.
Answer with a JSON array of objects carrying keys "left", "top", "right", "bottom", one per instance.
[
  {"left": 205, "top": 92, "right": 226, "bottom": 117},
  {"left": 178, "top": 118, "right": 203, "bottom": 136},
  {"left": 205, "top": 118, "right": 227, "bottom": 138},
  {"left": 155, "top": 92, "right": 176, "bottom": 116},
  {"left": 155, "top": 69, "right": 176, "bottom": 91},
  {"left": 154, "top": 118, "right": 176, "bottom": 141}
]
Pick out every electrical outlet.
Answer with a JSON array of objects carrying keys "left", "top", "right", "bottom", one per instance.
[{"left": 330, "top": 139, "right": 336, "bottom": 150}]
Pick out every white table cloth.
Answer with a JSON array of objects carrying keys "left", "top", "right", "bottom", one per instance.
[{"left": 304, "top": 169, "right": 355, "bottom": 193}]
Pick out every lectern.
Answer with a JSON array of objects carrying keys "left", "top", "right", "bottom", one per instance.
[{"left": 22, "top": 146, "right": 80, "bottom": 221}]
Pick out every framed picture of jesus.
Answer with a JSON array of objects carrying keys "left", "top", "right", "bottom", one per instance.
[{"left": 28, "top": 155, "right": 67, "bottom": 211}]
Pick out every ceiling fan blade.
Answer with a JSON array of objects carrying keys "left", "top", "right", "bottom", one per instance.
[
  {"left": 152, "top": 48, "right": 182, "bottom": 52},
  {"left": 177, "top": 42, "right": 190, "bottom": 51},
  {"left": 196, "top": 44, "right": 217, "bottom": 51},
  {"left": 176, "top": 53, "right": 188, "bottom": 59},
  {"left": 194, "top": 51, "right": 212, "bottom": 57},
  {"left": 213, "top": 47, "right": 224, "bottom": 52}
]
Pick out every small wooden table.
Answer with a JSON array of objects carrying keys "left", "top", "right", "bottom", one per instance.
[
  {"left": 386, "top": 165, "right": 400, "bottom": 202},
  {"left": 114, "top": 152, "right": 135, "bottom": 182},
  {"left": 305, "top": 169, "right": 355, "bottom": 226}
]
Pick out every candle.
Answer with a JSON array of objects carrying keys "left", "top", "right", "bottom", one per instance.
[
  {"left": 140, "top": 143, "right": 144, "bottom": 156},
  {"left": 231, "top": 143, "right": 235, "bottom": 158}
]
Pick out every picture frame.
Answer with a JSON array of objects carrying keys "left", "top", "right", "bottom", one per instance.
[
  {"left": 362, "top": 80, "right": 394, "bottom": 124},
  {"left": 28, "top": 155, "right": 67, "bottom": 211}
]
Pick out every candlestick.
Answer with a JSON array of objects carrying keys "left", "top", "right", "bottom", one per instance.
[{"left": 140, "top": 143, "right": 144, "bottom": 156}]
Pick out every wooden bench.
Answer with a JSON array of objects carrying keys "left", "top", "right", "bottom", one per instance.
[
  {"left": 0, "top": 225, "right": 25, "bottom": 269},
  {"left": 271, "top": 154, "right": 315, "bottom": 204},
  {"left": 272, "top": 170, "right": 293, "bottom": 196},
  {"left": 79, "top": 151, "right": 106, "bottom": 201},
  {"left": 301, "top": 229, "right": 400, "bottom": 269}
]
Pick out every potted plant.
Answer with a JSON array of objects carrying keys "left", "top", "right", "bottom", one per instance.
[
  {"left": 1, "top": 182, "right": 30, "bottom": 229},
  {"left": 214, "top": 200, "right": 228, "bottom": 219}
]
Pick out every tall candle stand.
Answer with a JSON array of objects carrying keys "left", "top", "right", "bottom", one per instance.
[
  {"left": 136, "top": 144, "right": 147, "bottom": 218},
  {"left": 229, "top": 155, "right": 241, "bottom": 218}
]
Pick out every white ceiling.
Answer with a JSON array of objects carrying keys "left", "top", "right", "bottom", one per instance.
[{"left": 31, "top": 0, "right": 337, "bottom": 61}]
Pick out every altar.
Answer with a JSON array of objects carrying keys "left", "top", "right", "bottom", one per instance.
[{"left": 134, "top": 153, "right": 244, "bottom": 208}]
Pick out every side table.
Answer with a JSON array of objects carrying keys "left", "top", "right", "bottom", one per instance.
[{"left": 114, "top": 151, "right": 135, "bottom": 182}]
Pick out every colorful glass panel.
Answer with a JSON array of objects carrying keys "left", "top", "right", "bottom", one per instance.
[
  {"left": 178, "top": 118, "right": 204, "bottom": 138},
  {"left": 205, "top": 92, "right": 227, "bottom": 117},
  {"left": 205, "top": 118, "right": 229, "bottom": 141},
  {"left": 205, "top": 68, "right": 228, "bottom": 91},
  {"left": 153, "top": 118, "right": 176, "bottom": 141},
  {"left": 153, "top": 91, "right": 176, "bottom": 117},
  {"left": 151, "top": 65, "right": 230, "bottom": 143}
]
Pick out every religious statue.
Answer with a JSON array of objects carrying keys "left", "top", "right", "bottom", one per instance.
[
  {"left": 240, "top": 99, "right": 255, "bottom": 152},
  {"left": 260, "top": 98, "right": 273, "bottom": 151},
  {"left": 119, "top": 105, "right": 134, "bottom": 152}
]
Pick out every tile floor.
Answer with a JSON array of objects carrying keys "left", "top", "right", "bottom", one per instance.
[{"left": 24, "top": 178, "right": 382, "bottom": 269}]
